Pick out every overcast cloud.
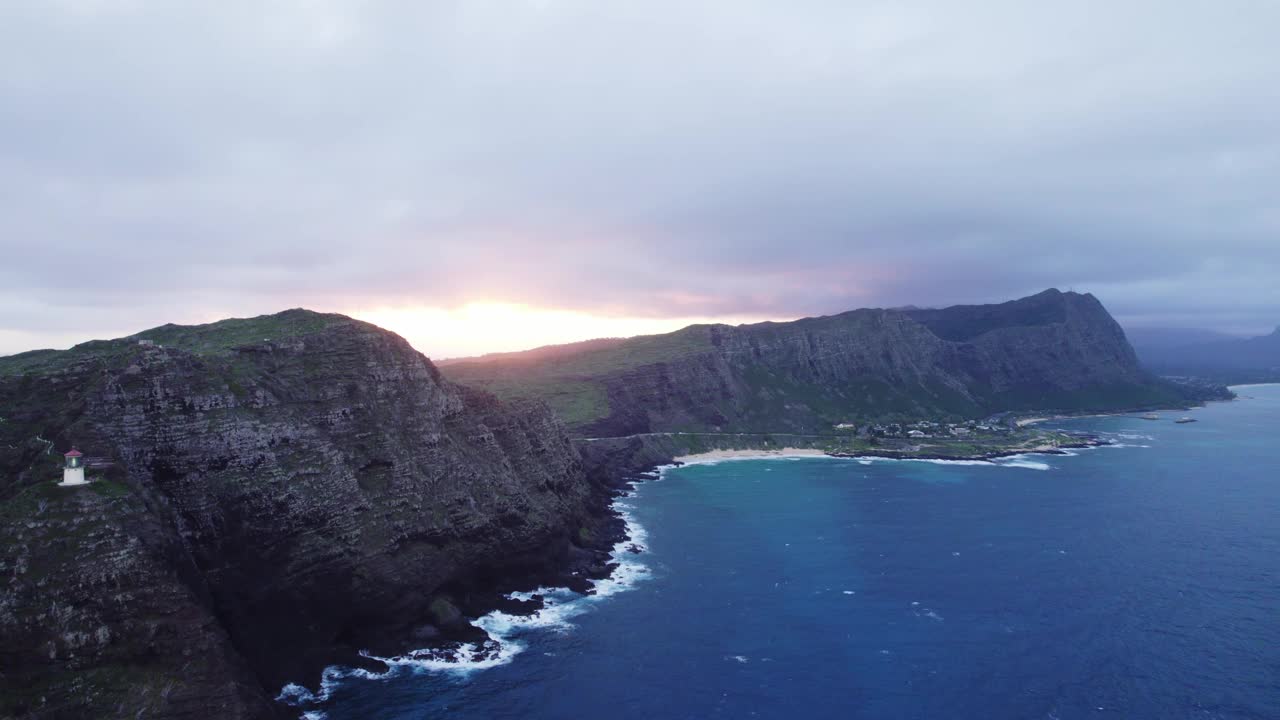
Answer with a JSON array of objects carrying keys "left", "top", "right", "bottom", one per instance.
[{"left": 2, "top": 1, "right": 1278, "bottom": 354}]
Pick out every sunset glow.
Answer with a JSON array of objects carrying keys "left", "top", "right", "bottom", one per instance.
[{"left": 348, "top": 303, "right": 776, "bottom": 360}]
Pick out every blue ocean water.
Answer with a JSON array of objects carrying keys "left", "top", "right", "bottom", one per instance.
[{"left": 307, "top": 386, "right": 1280, "bottom": 719}]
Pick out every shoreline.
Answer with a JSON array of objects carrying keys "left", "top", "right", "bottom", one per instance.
[
  {"left": 825, "top": 439, "right": 1102, "bottom": 463},
  {"left": 1010, "top": 388, "right": 1249, "bottom": 428},
  {"left": 282, "top": 420, "right": 1132, "bottom": 713},
  {"left": 279, "top": 484, "right": 644, "bottom": 713},
  {"left": 672, "top": 447, "right": 829, "bottom": 464},
  {"left": 671, "top": 440, "right": 1104, "bottom": 466},
  {"left": 284, "top": 430, "right": 1112, "bottom": 710}
]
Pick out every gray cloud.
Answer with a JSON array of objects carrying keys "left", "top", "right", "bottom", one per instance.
[{"left": 2, "top": 0, "right": 1278, "bottom": 353}]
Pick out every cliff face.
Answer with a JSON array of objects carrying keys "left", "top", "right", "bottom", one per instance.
[
  {"left": 0, "top": 311, "right": 605, "bottom": 719},
  {"left": 445, "top": 290, "right": 1215, "bottom": 437}
]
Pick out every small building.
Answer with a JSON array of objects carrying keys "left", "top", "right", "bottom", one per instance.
[
  {"left": 59, "top": 448, "right": 87, "bottom": 486},
  {"left": 907, "top": 430, "right": 926, "bottom": 438},
  {"left": 834, "top": 423, "right": 856, "bottom": 430}
]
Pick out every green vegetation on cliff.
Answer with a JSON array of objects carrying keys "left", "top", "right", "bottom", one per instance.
[
  {"left": 0, "top": 309, "right": 351, "bottom": 379},
  {"left": 0, "top": 309, "right": 608, "bottom": 719}
]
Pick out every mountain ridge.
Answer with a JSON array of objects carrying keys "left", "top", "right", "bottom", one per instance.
[{"left": 444, "top": 289, "right": 1224, "bottom": 437}]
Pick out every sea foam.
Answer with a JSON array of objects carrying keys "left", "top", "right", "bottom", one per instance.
[
  {"left": 279, "top": 489, "right": 655, "bottom": 715},
  {"left": 996, "top": 455, "right": 1052, "bottom": 471}
]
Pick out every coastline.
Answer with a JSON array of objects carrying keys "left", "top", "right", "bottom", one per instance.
[
  {"left": 1010, "top": 387, "right": 1245, "bottom": 428},
  {"left": 281, "top": 418, "right": 1141, "bottom": 715},
  {"left": 282, "top": 379, "right": 1280, "bottom": 717}
]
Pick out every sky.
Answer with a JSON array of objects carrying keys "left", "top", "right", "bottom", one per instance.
[{"left": 2, "top": 1, "right": 1278, "bottom": 359}]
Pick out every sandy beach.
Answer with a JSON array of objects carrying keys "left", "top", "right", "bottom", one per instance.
[{"left": 672, "top": 448, "right": 829, "bottom": 464}]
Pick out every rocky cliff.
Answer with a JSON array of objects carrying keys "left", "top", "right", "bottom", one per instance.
[
  {"left": 0, "top": 311, "right": 615, "bottom": 719},
  {"left": 445, "top": 290, "right": 1225, "bottom": 437}
]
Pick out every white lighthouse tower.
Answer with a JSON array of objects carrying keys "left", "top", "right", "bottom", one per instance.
[{"left": 59, "top": 448, "right": 87, "bottom": 486}]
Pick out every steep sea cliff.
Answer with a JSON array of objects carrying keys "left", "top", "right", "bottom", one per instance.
[{"left": 0, "top": 312, "right": 623, "bottom": 718}]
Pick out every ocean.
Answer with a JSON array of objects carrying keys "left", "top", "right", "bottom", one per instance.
[{"left": 292, "top": 385, "right": 1280, "bottom": 719}]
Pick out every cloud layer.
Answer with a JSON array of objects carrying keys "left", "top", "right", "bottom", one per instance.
[{"left": 2, "top": 1, "right": 1278, "bottom": 353}]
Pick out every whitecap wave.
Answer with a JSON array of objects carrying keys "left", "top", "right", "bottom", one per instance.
[
  {"left": 912, "top": 606, "right": 944, "bottom": 622},
  {"left": 842, "top": 455, "right": 993, "bottom": 466},
  {"left": 1107, "top": 431, "right": 1154, "bottom": 441},
  {"left": 910, "top": 458, "right": 995, "bottom": 466},
  {"left": 997, "top": 456, "right": 1052, "bottom": 471},
  {"left": 276, "top": 665, "right": 371, "bottom": 707}
]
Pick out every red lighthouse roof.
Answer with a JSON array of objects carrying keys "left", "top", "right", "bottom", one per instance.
[{"left": 64, "top": 448, "right": 83, "bottom": 458}]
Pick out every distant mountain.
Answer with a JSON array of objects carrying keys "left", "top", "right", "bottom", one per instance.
[
  {"left": 444, "top": 289, "right": 1225, "bottom": 437},
  {"left": 1124, "top": 326, "right": 1240, "bottom": 352},
  {"left": 1135, "top": 326, "right": 1280, "bottom": 383},
  {"left": 436, "top": 337, "right": 628, "bottom": 367}
]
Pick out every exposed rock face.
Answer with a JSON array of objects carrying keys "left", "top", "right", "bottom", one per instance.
[
  {"left": 446, "top": 290, "right": 1221, "bottom": 436},
  {"left": 0, "top": 311, "right": 607, "bottom": 719}
]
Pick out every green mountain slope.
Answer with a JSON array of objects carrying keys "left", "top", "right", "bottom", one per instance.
[{"left": 443, "top": 290, "right": 1226, "bottom": 436}]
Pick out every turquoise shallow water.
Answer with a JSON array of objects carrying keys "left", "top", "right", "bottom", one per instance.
[{"left": 300, "top": 385, "right": 1280, "bottom": 719}]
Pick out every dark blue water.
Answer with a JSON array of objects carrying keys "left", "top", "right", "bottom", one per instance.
[{"left": 307, "top": 386, "right": 1280, "bottom": 719}]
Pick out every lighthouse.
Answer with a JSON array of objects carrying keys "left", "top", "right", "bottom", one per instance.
[{"left": 60, "top": 448, "right": 87, "bottom": 486}]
